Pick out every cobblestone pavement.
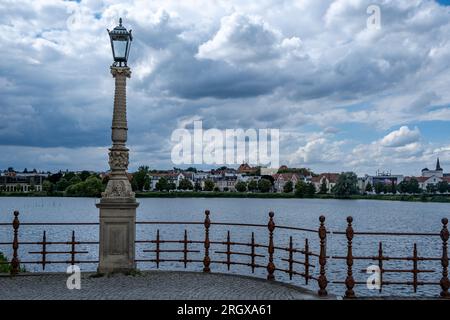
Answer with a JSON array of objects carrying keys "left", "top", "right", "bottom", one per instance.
[{"left": 0, "top": 271, "right": 332, "bottom": 300}]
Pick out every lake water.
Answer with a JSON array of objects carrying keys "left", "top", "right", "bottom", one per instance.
[{"left": 1, "top": 197, "right": 449, "bottom": 298}]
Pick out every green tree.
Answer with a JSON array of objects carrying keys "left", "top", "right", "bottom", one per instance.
[
  {"left": 247, "top": 180, "right": 258, "bottom": 192},
  {"left": 155, "top": 177, "right": 169, "bottom": 192},
  {"left": 258, "top": 179, "right": 272, "bottom": 193},
  {"left": 42, "top": 180, "right": 54, "bottom": 195},
  {"left": 391, "top": 180, "right": 397, "bottom": 194},
  {"left": 83, "top": 176, "right": 103, "bottom": 197},
  {"left": 408, "top": 178, "right": 421, "bottom": 194},
  {"left": 365, "top": 182, "right": 373, "bottom": 193},
  {"left": 79, "top": 170, "right": 91, "bottom": 181},
  {"left": 178, "top": 179, "right": 194, "bottom": 190},
  {"left": 143, "top": 177, "right": 151, "bottom": 191},
  {"left": 69, "top": 176, "right": 82, "bottom": 186},
  {"left": 437, "top": 181, "right": 449, "bottom": 194},
  {"left": 47, "top": 172, "right": 62, "bottom": 184},
  {"left": 204, "top": 180, "right": 215, "bottom": 192},
  {"left": 306, "top": 183, "right": 316, "bottom": 197},
  {"left": 64, "top": 172, "right": 76, "bottom": 181},
  {"left": 319, "top": 180, "right": 328, "bottom": 194},
  {"left": 132, "top": 166, "right": 150, "bottom": 191},
  {"left": 167, "top": 182, "right": 176, "bottom": 191},
  {"left": 283, "top": 181, "right": 293, "bottom": 193},
  {"left": 374, "top": 182, "right": 384, "bottom": 194},
  {"left": 333, "top": 172, "right": 357, "bottom": 197},
  {"left": 131, "top": 179, "right": 139, "bottom": 191},
  {"left": 235, "top": 181, "right": 247, "bottom": 192},
  {"left": 397, "top": 181, "right": 408, "bottom": 194},
  {"left": 194, "top": 181, "right": 202, "bottom": 192},
  {"left": 65, "top": 176, "right": 103, "bottom": 197},
  {"left": 426, "top": 184, "right": 437, "bottom": 194},
  {"left": 56, "top": 178, "right": 70, "bottom": 192},
  {"left": 294, "top": 181, "right": 308, "bottom": 197}
]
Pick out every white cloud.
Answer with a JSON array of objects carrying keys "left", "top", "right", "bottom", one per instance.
[
  {"left": 196, "top": 12, "right": 307, "bottom": 65},
  {"left": 380, "top": 126, "right": 421, "bottom": 148}
]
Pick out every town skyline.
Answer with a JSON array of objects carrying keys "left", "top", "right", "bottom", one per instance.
[{"left": 2, "top": 156, "right": 447, "bottom": 179}]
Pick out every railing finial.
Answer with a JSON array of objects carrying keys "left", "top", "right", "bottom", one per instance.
[
  {"left": 203, "top": 210, "right": 211, "bottom": 272},
  {"left": 267, "top": 211, "right": 275, "bottom": 280},
  {"left": 344, "top": 216, "right": 355, "bottom": 299},
  {"left": 318, "top": 215, "right": 328, "bottom": 296},
  {"left": 10, "top": 211, "right": 20, "bottom": 276}
]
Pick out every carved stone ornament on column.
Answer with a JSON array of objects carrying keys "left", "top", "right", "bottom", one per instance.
[
  {"left": 102, "top": 180, "right": 134, "bottom": 198},
  {"left": 108, "top": 150, "right": 129, "bottom": 170}
]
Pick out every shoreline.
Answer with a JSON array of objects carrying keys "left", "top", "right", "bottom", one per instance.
[{"left": 0, "top": 191, "right": 449, "bottom": 203}]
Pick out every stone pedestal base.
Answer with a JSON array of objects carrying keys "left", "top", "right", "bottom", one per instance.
[{"left": 96, "top": 198, "right": 139, "bottom": 274}]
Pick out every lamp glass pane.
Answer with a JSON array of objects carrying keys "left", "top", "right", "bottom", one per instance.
[{"left": 112, "top": 40, "right": 127, "bottom": 59}]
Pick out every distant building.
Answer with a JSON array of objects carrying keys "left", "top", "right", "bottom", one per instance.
[
  {"left": 415, "top": 176, "right": 450, "bottom": 191},
  {"left": 312, "top": 173, "right": 340, "bottom": 193},
  {"left": 421, "top": 158, "right": 444, "bottom": 178},
  {"left": 149, "top": 172, "right": 189, "bottom": 190},
  {"left": 272, "top": 173, "right": 303, "bottom": 193},
  {"left": 358, "top": 171, "right": 404, "bottom": 193},
  {"left": 0, "top": 171, "right": 47, "bottom": 192},
  {"left": 237, "top": 163, "right": 258, "bottom": 175},
  {"left": 415, "top": 158, "right": 449, "bottom": 191}
]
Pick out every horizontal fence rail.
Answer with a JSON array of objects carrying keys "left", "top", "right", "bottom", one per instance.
[{"left": 0, "top": 210, "right": 449, "bottom": 299}]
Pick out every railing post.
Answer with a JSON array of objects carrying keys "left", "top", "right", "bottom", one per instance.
[
  {"left": 288, "top": 236, "right": 293, "bottom": 280},
  {"left": 183, "top": 229, "right": 188, "bottom": 268},
  {"left": 251, "top": 232, "right": 256, "bottom": 273},
  {"left": 42, "top": 231, "right": 47, "bottom": 271},
  {"left": 203, "top": 210, "right": 211, "bottom": 273},
  {"left": 345, "top": 216, "right": 355, "bottom": 299},
  {"left": 304, "top": 238, "right": 310, "bottom": 285},
  {"left": 318, "top": 215, "right": 328, "bottom": 297},
  {"left": 156, "top": 229, "right": 160, "bottom": 269},
  {"left": 226, "top": 231, "right": 231, "bottom": 271},
  {"left": 378, "top": 242, "right": 384, "bottom": 293},
  {"left": 440, "top": 218, "right": 450, "bottom": 298},
  {"left": 267, "top": 211, "right": 275, "bottom": 281},
  {"left": 10, "top": 211, "right": 20, "bottom": 276},
  {"left": 71, "top": 231, "right": 76, "bottom": 266},
  {"left": 412, "top": 243, "right": 418, "bottom": 293}
]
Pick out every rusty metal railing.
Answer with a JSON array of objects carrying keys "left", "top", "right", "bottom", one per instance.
[{"left": 0, "top": 210, "right": 449, "bottom": 299}]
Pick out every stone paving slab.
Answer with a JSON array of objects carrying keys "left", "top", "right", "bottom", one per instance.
[{"left": 0, "top": 271, "right": 332, "bottom": 300}]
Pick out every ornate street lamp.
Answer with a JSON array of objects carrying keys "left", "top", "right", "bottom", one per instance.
[
  {"left": 107, "top": 18, "right": 133, "bottom": 67},
  {"left": 97, "top": 18, "right": 139, "bottom": 274}
]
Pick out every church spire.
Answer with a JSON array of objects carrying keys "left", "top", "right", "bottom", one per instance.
[{"left": 436, "top": 157, "right": 443, "bottom": 171}]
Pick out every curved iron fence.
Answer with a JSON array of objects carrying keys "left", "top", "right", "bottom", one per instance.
[{"left": 0, "top": 210, "right": 449, "bottom": 299}]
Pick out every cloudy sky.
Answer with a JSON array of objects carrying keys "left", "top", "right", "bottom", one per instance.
[{"left": 1, "top": 0, "right": 450, "bottom": 175}]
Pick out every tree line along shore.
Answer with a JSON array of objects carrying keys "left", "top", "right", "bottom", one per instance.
[{"left": 1, "top": 167, "right": 450, "bottom": 203}]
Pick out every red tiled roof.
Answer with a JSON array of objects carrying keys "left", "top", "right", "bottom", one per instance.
[
  {"left": 317, "top": 173, "right": 340, "bottom": 183},
  {"left": 272, "top": 173, "right": 300, "bottom": 181}
]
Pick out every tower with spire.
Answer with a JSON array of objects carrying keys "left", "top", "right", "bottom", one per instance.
[
  {"left": 422, "top": 158, "right": 444, "bottom": 178},
  {"left": 436, "top": 158, "right": 443, "bottom": 171}
]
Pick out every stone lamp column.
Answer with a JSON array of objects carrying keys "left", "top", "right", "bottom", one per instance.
[{"left": 96, "top": 66, "right": 139, "bottom": 274}]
